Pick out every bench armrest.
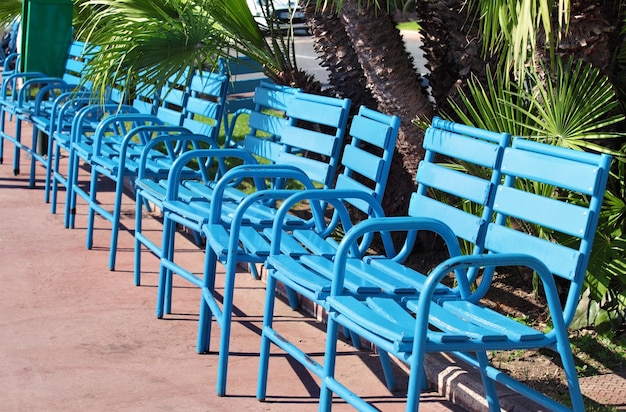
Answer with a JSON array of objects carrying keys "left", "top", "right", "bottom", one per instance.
[
  {"left": 137, "top": 133, "right": 221, "bottom": 180},
  {"left": 267, "top": 189, "right": 394, "bottom": 257},
  {"left": 164, "top": 148, "right": 261, "bottom": 201},
  {"left": 224, "top": 107, "right": 252, "bottom": 148},
  {"left": 405, "top": 252, "right": 565, "bottom": 341},
  {"left": 69, "top": 104, "right": 139, "bottom": 143},
  {"left": 30, "top": 85, "right": 89, "bottom": 116},
  {"left": 330, "top": 217, "right": 468, "bottom": 294}
]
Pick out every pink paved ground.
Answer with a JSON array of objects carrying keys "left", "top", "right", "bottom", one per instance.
[{"left": 0, "top": 120, "right": 462, "bottom": 411}]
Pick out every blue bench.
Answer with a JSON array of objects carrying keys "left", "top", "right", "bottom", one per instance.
[
  {"left": 0, "top": 40, "right": 95, "bottom": 180},
  {"left": 258, "top": 117, "right": 611, "bottom": 412},
  {"left": 65, "top": 69, "right": 230, "bottom": 271},
  {"left": 156, "top": 90, "right": 351, "bottom": 317},
  {"left": 133, "top": 80, "right": 299, "bottom": 286},
  {"left": 157, "top": 103, "right": 399, "bottom": 397}
]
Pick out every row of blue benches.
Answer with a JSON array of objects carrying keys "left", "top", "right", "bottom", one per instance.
[{"left": 0, "top": 40, "right": 612, "bottom": 412}]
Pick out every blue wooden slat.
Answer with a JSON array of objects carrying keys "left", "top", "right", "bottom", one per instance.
[
  {"left": 501, "top": 146, "right": 601, "bottom": 195},
  {"left": 493, "top": 185, "right": 592, "bottom": 237},
  {"left": 366, "top": 258, "right": 454, "bottom": 295},
  {"left": 190, "top": 73, "right": 228, "bottom": 96},
  {"left": 298, "top": 256, "right": 382, "bottom": 294},
  {"left": 344, "top": 259, "right": 418, "bottom": 294},
  {"left": 416, "top": 161, "right": 492, "bottom": 205},
  {"left": 290, "top": 230, "right": 340, "bottom": 257},
  {"left": 286, "top": 95, "right": 348, "bottom": 129},
  {"left": 242, "top": 136, "right": 283, "bottom": 162},
  {"left": 440, "top": 300, "right": 544, "bottom": 341},
  {"left": 432, "top": 117, "right": 506, "bottom": 143},
  {"left": 367, "top": 297, "right": 418, "bottom": 326},
  {"left": 280, "top": 125, "right": 340, "bottom": 156},
  {"left": 427, "top": 303, "right": 508, "bottom": 342},
  {"left": 408, "top": 193, "right": 484, "bottom": 243},
  {"left": 65, "top": 59, "right": 85, "bottom": 73},
  {"left": 329, "top": 296, "right": 417, "bottom": 343},
  {"left": 268, "top": 255, "right": 332, "bottom": 294},
  {"left": 159, "top": 88, "right": 186, "bottom": 106},
  {"left": 182, "top": 118, "right": 217, "bottom": 135},
  {"left": 253, "top": 84, "right": 294, "bottom": 111},
  {"left": 484, "top": 223, "right": 582, "bottom": 281},
  {"left": 266, "top": 230, "right": 311, "bottom": 256},
  {"left": 275, "top": 152, "right": 332, "bottom": 186},
  {"left": 237, "top": 226, "right": 272, "bottom": 256},
  {"left": 341, "top": 144, "right": 384, "bottom": 181},
  {"left": 349, "top": 114, "right": 391, "bottom": 148},
  {"left": 155, "top": 107, "right": 184, "bottom": 126},
  {"left": 247, "top": 111, "right": 287, "bottom": 136},
  {"left": 185, "top": 96, "right": 219, "bottom": 118},
  {"left": 424, "top": 128, "right": 503, "bottom": 168}
]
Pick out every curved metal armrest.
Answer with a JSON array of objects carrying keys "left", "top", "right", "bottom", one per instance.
[
  {"left": 330, "top": 217, "right": 466, "bottom": 295},
  {"left": 407, "top": 252, "right": 564, "bottom": 340},
  {"left": 1, "top": 71, "right": 47, "bottom": 98},
  {"left": 267, "top": 189, "right": 393, "bottom": 257},
  {"left": 17, "top": 77, "right": 68, "bottom": 105},
  {"left": 51, "top": 91, "right": 99, "bottom": 120},
  {"left": 70, "top": 103, "right": 139, "bottom": 142},
  {"left": 208, "top": 164, "right": 320, "bottom": 224},
  {"left": 111, "top": 126, "right": 198, "bottom": 171},
  {"left": 137, "top": 133, "right": 221, "bottom": 179},
  {"left": 224, "top": 108, "right": 252, "bottom": 148},
  {"left": 165, "top": 148, "right": 260, "bottom": 201},
  {"left": 31, "top": 84, "right": 88, "bottom": 115}
]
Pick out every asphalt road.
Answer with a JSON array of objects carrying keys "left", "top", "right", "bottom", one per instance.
[{"left": 292, "top": 29, "right": 426, "bottom": 85}]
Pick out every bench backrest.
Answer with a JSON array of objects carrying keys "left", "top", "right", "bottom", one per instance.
[
  {"left": 484, "top": 138, "right": 611, "bottom": 326},
  {"left": 334, "top": 106, "right": 400, "bottom": 214},
  {"left": 285, "top": 105, "right": 400, "bottom": 255},
  {"left": 148, "top": 71, "right": 191, "bottom": 123},
  {"left": 181, "top": 69, "right": 230, "bottom": 140},
  {"left": 407, "top": 117, "right": 511, "bottom": 266},
  {"left": 61, "top": 41, "right": 97, "bottom": 87},
  {"left": 130, "top": 80, "right": 160, "bottom": 116},
  {"left": 221, "top": 56, "right": 271, "bottom": 113},
  {"left": 238, "top": 81, "right": 299, "bottom": 160},
  {"left": 275, "top": 92, "right": 351, "bottom": 189}
]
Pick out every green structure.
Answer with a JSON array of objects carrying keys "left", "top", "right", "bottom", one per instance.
[{"left": 20, "top": 0, "right": 73, "bottom": 76}]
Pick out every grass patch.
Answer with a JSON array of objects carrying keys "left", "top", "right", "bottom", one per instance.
[{"left": 397, "top": 21, "right": 420, "bottom": 31}]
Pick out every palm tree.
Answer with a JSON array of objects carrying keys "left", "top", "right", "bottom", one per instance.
[
  {"left": 69, "top": 0, "right": 322, "bottom": 98},
  {"left": 413, "top": 0, "right": 495, "bottom": 116},
  {"left": 303, "top": 4, "right": 378, "bottom": 113},
  {"left": 0, "top": 0, "right": 22, "bottom": 23},
  {"left": 336, "top": 0, "right": 433, "bottom": 215}
]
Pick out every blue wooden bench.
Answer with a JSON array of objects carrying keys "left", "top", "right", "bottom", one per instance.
[
  {"left": 157, "top": 103, "right": 399, "bottom": 397},
  {"left": 257, "top": 118, "right": 611, "bottom": 412},
  {"left": 133, "top": 80, "right": 298, "bottom": 286},
  {"left": 0, "top": 40, "right": 95, "bottom": 180},
  {"left": 67, "top": 69, "right": 230, "bottom": 271},
  {"left": 50, "top": 76, "right": 159, "bottom": 228},
  {"left": 155, "top": 90, "right": 351, "bottom": 316}
]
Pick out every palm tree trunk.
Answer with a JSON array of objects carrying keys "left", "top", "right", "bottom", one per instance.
[
  {"left": 415, "top": 0, "right": 493, "bottom": 116},
  {"left": 339, "top": 0, "right": 432, "bottom": 216},
  {"left": 303, "top": 4, "right": 378, "bottom": 114}
]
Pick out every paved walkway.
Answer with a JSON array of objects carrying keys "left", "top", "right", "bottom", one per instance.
[{"left": 0, "top": 120, "right": 463, "bottom": 411}]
